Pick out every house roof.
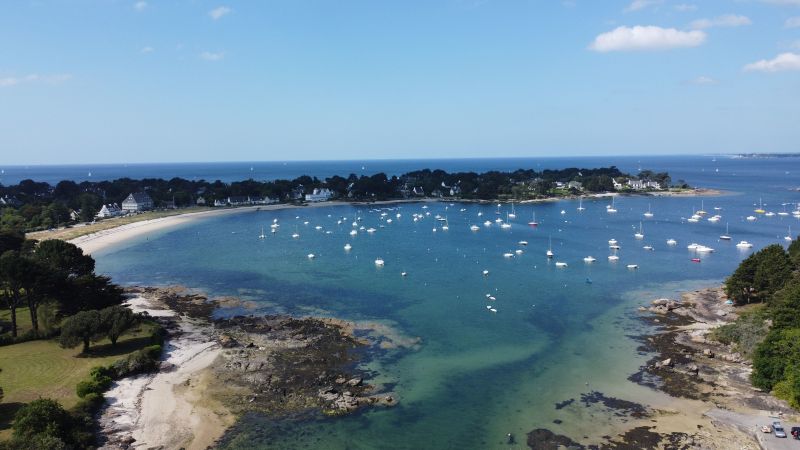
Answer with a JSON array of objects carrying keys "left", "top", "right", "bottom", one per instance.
[{"left": 125, "top": 192, "right": 153, "bottom": 204}]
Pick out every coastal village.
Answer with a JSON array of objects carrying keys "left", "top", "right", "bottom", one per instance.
[{"left": 0, "top": 168, "right": 675, "bottom": 231}]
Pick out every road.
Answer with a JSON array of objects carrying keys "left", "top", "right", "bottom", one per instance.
[{"left": 707, "top": 408, "right": 800, "bottom": 450}]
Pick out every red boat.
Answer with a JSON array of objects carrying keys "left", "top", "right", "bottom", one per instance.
[{"left": 691, "top": 258, "right": 701, "bottom": 263}]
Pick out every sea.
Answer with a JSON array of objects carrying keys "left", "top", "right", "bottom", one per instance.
[{"left": 21, "top": 155, "right": 800, "bottom": 449}]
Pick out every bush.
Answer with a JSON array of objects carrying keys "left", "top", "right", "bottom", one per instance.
[
  {"left": 112, "top": 344, "right": 162, "bottom": 378},
  {"left": 75, "top": 375, "right": 112, "bottom": 398},
  {"left": 708, "top": 309, "right": 769, "bottom": 358},
  {"left": 11, "top": 399, "right": 75, "bottom": 446}
]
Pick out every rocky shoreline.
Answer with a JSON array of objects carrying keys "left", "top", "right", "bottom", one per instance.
[
  {"left": 523, "top": 286, "right": 798, "bottom": 449},
  {"left": 98, "top": 286, "right": 400, "bottom": 449}
]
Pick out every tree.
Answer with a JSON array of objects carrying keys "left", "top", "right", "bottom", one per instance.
[
  {"left": 34, "top": 239, "right": 95, "bottom": 278},
  {"left": 789, "top": 239, "right": 800, "bottom": 268},
  {"left": 17, "top": 256, "right": 52, "bottom": 334},
  {"left": 0, "top": 251, "right": 26, "bottom": 337},
  {"left": 754, "top": 245, "right": 793, "bottom": 302},
  {"left": 725, "top": 245, "right": 792, "bottom": 305},
  {"left": 59, "top": 310, "right": 101, "bottom": 353},
  {"left": 59, "top": 274, "right": 123, "bottom": 315},
  {"left": 11, "top": 398, "right": 73, "bottom": 444},
  {"left": 100, "top": 305, "right": 136, "bottom": 346},
  {"left": 0, "top": 230, "right": 25, "bottom": 255}
]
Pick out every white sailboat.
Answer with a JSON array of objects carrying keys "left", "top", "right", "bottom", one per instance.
[
  {"left": 528, "top": 211, "right": 538, "bottom": 227},
  {"left": 696, "top": 200, "right": 707, "bottom": 216},
  {"left": 258, "top": 226, "right": 267, "bottom": 239},
  {"left": 643, "top": 204, "right": 653, "bottom": 218},
  {"left": 577, "top": 196, "right": 585, "bottom": 211},
  {"left": 634, "top": 222, "right": 644, "bottom": 239},
  {"left": 785, "top": 226, "right": 794, "bottom": 242},
  {"left": 508, "top": 202, "right": 516, "bottom": 219},
  {"left": 501, "top": 213, "right": 512, "bottom": 229},
  {"left": 546, "top": 236, "right": 554, "bottom": 258},
  {"left": 720, "top": 223, "right": 731, "bottom": 241},
  {"left": 606, "top": 196, "right": 617, "bottom": 213}
]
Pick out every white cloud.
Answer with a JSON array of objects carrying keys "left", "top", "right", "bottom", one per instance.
[
  {"left": 674, "top": 4, "right": 698, "bottom": 12},
  {"left": 140, "top": 46, "right": 154, "bottom": 54},
  {"left": 786, "top": 16, "right": 800, "bottom": 28},
  {"left": 0, "top": 73, "right": 71, "bottom": 88},
  {"left": 134, "top": 1, "right": 147, "bottom": 12},
  {"left": 744, "top": 52, "right": 800, "bottom": 72},
  {"left": 200, "top": 51, "right": 225, "bottom": 61},
  {"left": 624, "top": 0, "right": 663, "bottom": 13},
  {"left": 589, "top": 26, "right": 706, "bottom": 52},
  {"left": 687, "top": 76, "right": 718, "bottom": 85},
  {"left": 690, "top": 14, "right": 751, "bottom": 30},
  {"left": 209, "top": 6, "right": 231, "bottom": 20}
]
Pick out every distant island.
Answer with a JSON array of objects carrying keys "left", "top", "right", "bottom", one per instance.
[
  {"left": 733, "top": 153, "right": 800, "bottom": 158},
  {"left": 1, "top": 166, "right": 687, "bottom": 233}
]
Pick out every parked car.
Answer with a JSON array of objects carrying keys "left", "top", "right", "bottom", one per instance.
[
  {"left": 791, "top": 426, "right": 800, "bottom": 439},
  {"left": 774, "top": 425, "right": 787, "bottom": 438}
]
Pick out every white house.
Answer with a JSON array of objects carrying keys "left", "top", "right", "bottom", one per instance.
[
  {"left": 96, "top": 203, "right": 124, "bottom": 218},
  {"left": 121, "top": 192, "right": 154, "bottom": 212},
  {"left": 305, "top": 188, "right": 333, "bottom": 202}
]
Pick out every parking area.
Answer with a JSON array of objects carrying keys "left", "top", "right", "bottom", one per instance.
[{"left": 706, "top": 409, "right": 799, "bottom": 450}]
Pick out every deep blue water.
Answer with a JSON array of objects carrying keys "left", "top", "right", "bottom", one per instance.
[
  {"left": 88, "top": 156, "right": 800, "bottom": 449},
  {"left": 4, "top": 155, "right": 800, "bottom": 192}
]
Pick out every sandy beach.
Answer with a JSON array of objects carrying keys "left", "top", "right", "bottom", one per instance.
[
  {"left": 62, "top": 190, "right": 722, "bottom": 256},
  {"left": 98, "top": 294, "right": 232, "bottom": 450}
]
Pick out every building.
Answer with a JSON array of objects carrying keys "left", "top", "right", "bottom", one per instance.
[
  {"left": 305, "top": 188, "right": 333, "bottom": 203},
  {"left": 0, "top": 195, "right": 22, "bottom": 208},
  {"left": 96, "top": 203, "right": 124, "bottom": 218},
  {"left": 567, "top": 181, "right": 583, "bottom": 191},
  {"left": 213, "top": 196, "right": 278, "bottom": 207},
  {"left": 627, "top": 179, "right": 663, "bottom": 191},
  {"left": 412, "top": 186, "right": 425, "bottom": 196},
  {"left": 196, "top": 196, "right": 206, "bottom": 206},
  {"left": 121, "top": 192, "right": 154, "bottom": 213}
]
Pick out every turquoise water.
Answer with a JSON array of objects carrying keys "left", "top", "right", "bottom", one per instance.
[{"left": 93, "top": 158, "right": 800, "bottom": 449}]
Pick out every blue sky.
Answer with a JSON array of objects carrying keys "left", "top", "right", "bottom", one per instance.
[{"left": 1, "top": 0, "right": 799, "bottom": 164}]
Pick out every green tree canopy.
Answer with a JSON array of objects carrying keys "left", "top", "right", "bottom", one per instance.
[
  {"left": 11, "top": 398, "right": 73, "bottom": 446},
  {"left": 100, "top": 305, "right": 136, "bottom": 346},
  {"left": 34, "top": 239, "right": 95, "bottom": 278},
  {"left": 59, "top": 310, "right": 101, "bottom": 353}
]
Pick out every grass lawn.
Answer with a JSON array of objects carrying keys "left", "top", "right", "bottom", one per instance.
[
  {"left": 0, "top": 321, "right": 158, "bottom": 438},
  {"left": 26, "top": 206, "right": 213, "bottom": 242}
]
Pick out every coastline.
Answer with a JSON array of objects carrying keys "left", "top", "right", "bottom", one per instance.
[
  {"left": 48, "top": 188, "right": 724, "bottom": 256},
  {"left": 98, "top": 286, "right": 401, "bottom": 450},
  {"left": 631, "top": 287, "right": 797, "bottom": 448}
]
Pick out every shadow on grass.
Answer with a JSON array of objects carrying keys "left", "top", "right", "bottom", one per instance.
[
  {"left": 0, "top": 402, "right": 24, "bottom": 433},
  {"left": 78, "top": 336, "right": 155, "bottom": 359}
]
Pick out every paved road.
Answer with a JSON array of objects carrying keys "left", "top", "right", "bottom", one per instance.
[{"left": 707, "top": 408, "right": 800, "bottom": 450}]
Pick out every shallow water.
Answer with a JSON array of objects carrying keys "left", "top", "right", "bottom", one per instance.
[{"left": 93, "top": 156, "right": 800, "bottom": 449}]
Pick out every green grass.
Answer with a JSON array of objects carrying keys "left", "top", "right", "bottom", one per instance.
[{"left": 0, "top": 321, "right": 158, "bottom": 437}]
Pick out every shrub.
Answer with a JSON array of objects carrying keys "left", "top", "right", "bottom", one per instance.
[
  {"left": 112, "top": 344, "right": 162, "bottom": 378},
  {"left": 11, "top": 399, "right": 74, "bottom": 445}
]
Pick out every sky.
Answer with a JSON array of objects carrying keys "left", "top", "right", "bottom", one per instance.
[{"left": 1, "top": 0, "right": 799, "bottom": 165}]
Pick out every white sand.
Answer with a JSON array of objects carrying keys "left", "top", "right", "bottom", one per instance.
[
  {"left": 99, "top": 296, "right": 228, "bottom": 450},
  {"left": 71, "top": 200, "right": 432, "bottom": 256}
]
